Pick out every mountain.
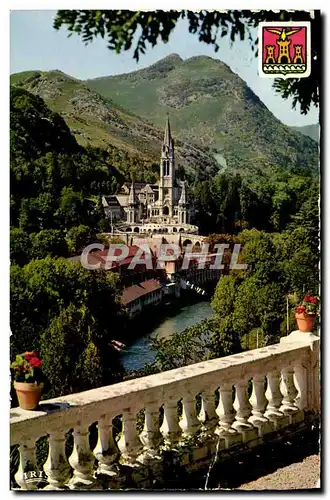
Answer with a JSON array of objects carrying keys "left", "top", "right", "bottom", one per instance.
[
  {"left": 290, "top": 124, "right": 319, "bottom": 142},
  {"left": 86, "top": 54, "right": 319, "bottom": 177},
  {"left": 11, "top": 54, "right": 319, "bottom": 184},
  {"left": 10, "top": 84, "right": 82, "bottom": 161},
  {"left": 10, "top": 69, "right": 219, "bottom": 182}
]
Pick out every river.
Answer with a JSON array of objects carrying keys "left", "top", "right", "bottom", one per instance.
[{"left": 120, "top": 300, "right": 213, "bottom": 372}]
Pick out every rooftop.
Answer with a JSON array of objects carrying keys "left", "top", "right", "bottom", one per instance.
[{"left": 121, "top": 278, "right": 162, "bottom": 305}]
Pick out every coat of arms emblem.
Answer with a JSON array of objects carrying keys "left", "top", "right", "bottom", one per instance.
[{"left": 258, "top": 21, "right": 311, "bottom": 79}]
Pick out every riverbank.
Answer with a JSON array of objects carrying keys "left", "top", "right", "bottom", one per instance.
[
  {"left": 120, "top": 296, "right": 214, "bottom": 372},
  {"left": 121, "top": 289, "right": 210, "bottom": 344}
]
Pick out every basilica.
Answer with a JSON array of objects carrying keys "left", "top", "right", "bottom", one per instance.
[{"left": 102, "top": 116, "right": 198, "bottom": 234}]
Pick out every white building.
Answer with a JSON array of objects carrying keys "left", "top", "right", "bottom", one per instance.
[{"left": 103, "top": 116, "right": 198, "bottom": 235}]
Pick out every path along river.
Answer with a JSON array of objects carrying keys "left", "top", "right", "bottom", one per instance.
[{"left": 120, "top": 300, "right": 213, "bottom": 372}]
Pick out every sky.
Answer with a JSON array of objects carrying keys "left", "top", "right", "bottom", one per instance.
[{"left": 10, "top": 9, "right": 319, "bottom": 127}]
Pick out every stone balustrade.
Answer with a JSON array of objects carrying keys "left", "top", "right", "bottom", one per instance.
[{"left": 10, "top": 330, "right": 320, "bottom": 490}]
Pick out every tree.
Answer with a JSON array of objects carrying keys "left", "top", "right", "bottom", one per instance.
[
  {"left": 232, "top": 276, "right": 261, "bottom": 335},
  {"left": 211, "top": 274, "right": 242, "bottom": 317},
  {"left": 239, "top": 229, "right": 280, "bottom": 284},
  {"left": 10, "top": 228, "right": 31, "bottom": 266},
  {"left": 57, "top": 187, "right": 86, "bottom": 228},
  {"left": 10, "top": 257, "right": 125, "bottom": 383},
  {"left": 40, "top": 304, "right": 103, "bottom": 398},
  {"left": 65, "top": 225, "right": 93, "bottom": 255},
  {"left": 19, "top": 193, "right": 56, "bottom": 233},
  {"left": 54, "top": 9, "right": 320, "bottom": 115},
  {"left": 256, "top": 282, "right": 286, "bottom": 344},
  {"left": 30, "top": 229, "right": 68, "bottom": 259},
  {"left": 279, "top": 228, "right": 319, "bottom": 296}
]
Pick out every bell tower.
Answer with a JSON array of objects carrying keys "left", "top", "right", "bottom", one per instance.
[
  {"left": 159, "top": 114, "right": 175, "bottom": 218},
  {"left": 126, "top": 181, "right": 137, "bottom": 224}
]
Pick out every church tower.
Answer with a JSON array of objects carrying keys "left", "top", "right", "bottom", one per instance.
[
  {"left": 178, "top": 180, "right": 189, "bottom": 225},
  {"left": 159, "top": 115, "right": 175, "bottom": 218},
  {"left": 126, "top": 181, "right": 137, "bottom": 224}
]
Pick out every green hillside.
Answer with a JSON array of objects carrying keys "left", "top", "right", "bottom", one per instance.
[
  {"left": 291, "top": 124, "right": 319, "bottom": 142},
  {"left": 11, "top": 55, "right": 319, "bottom": 184},
  {"left": 86, "top": 54, "right": 319, "bottom": 178},
  {"left": 10, "top": 86, "right": 124, "bottom": 240},
  {"left": 10, "top": 69, "right": 219, "bottom": 182}
]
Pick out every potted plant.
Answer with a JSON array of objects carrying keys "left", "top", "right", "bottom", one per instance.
[
  {"left": 295, "top": 295, "right": 319, "bottom": 332},
  {"left": 11, "top": 351, "right": 44, "bottom": 410}
]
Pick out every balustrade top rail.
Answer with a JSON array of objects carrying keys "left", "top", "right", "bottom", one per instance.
[{"left": 10, "top": 333, "right": 318, "bottom": 445}]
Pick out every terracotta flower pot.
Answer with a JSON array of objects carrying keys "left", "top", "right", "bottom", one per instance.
[
  {"left": 295, "top": 313, "right": 316, "bottom": 333},
  {"left": 14, "top": 381, "right": 44, "bottom": 410}
]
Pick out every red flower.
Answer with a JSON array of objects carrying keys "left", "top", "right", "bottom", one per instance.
[
  {"left": 23, "top": 351, "right": 38, "bottom": 361},
  {"left": 29, "top": 357, "right": 43, "bottom": 369},
  {"left": 296, "top": 305, "right": 306, "bottom": 314},
  {"left": 310, "top": 296, "right": 318, "bottom": 304},
  {"left": 304, "top": 295, "right": 311, "bottom": 303}
]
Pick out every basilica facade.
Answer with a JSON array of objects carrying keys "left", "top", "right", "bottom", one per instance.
[{"left": 102, "top": 116, "right": 198, "bottom": 234}]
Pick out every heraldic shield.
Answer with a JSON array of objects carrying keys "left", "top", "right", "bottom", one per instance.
[{"left": 258, "top": 21, "right": 311, "bottom": 79}]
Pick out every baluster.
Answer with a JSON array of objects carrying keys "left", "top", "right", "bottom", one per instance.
[
  {"left": 180, "top": 392, "right": 200, "bottom": 439},
  {"left": 280, "top": 367, "right": 304, "bottom": 425},
  {"left": 265, "top": 370, "right": 289, "bottom": 430},
  {"left": 138, "top": 402, "right": 162, "bottom": 464},
  {"left": 248, "top": 375, "right": 273, "bottom": 437},
  {"left": 232, "top": 380, "right": 258, "bottom": 443},
  {"left": 43, "top": 431, "right": 71, "bottom": 489},
  {"left": 14, "top": 438, "right": 39, "bottom": 490},
  {"left": 94, "top": 415, "right": 119, "bottom": 475},
  {"left": 293, "top": 363, "right": 308, "bottom": 410},
  {"left": 215, "top": 384, "right": 241, "bottom": 448},
  {"left": 198, "top": 390, "right": 218, "bottom": 435},
  {"left": 160, "top": 398, "right": 182, "bottom": 447},
  {"left": 233, "top": 380, "right": 252, "bottom": 425},
  {"left": 280, "top": 367, "right": 298, "bottom": 411},
  {"left": 68, "top": 425, "right": 95, "bottom": 489},
  {"left": 117, "top": 409, "right": 142, "bottom": 465}
]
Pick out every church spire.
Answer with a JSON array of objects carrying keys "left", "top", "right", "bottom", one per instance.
[{"left": 162, "top": 114, "right": 174, "bottom": 155}]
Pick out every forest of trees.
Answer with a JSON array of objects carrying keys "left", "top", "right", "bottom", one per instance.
[{"left": 10, "top": 87, "right": 124, "bottom": 263}]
